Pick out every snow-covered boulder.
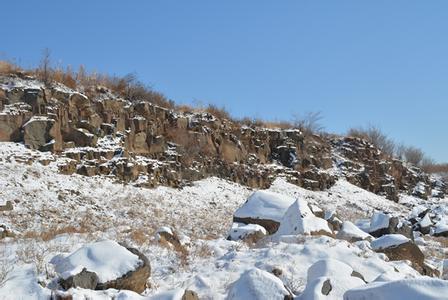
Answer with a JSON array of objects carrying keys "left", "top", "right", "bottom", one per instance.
[
  {"left": 298, "top": 259, "right": 365, "bottom": 300},
  {"left": 227, "top": 268, "right": 292, "bottom": 300},
  {"left": 369, "top": 212, "right": 391, "bottom": 237},
  {"left": 417, "top": 213, "right": 433, "bottom": 235},
  {"left": 233, "top": 190, "right": 296, "bottom": 234},
  {"left": 371, "top": 234, "right": 410, "bottom": 251},
  {"left": 343, "top": 278, "right": 448, "bottom": 300},
  {"left": 371, "top": 234, "right": 425, "bottom": 274},
  {"left": 369, "top": 212, "right": 412, "bottom": 239},
  {"left": 336, "top": 221, "right": 373, "bottom": 243},
  {"left": 432, "top": 219, "right": 448, "bottom": 237},
  {"left": 228, "top": 223, "right": 267, "bottom": 243},
  {"left": 274, "top": 199, "right": 333, "bottom": 237},
  {"left": 54, "top": 240, "right": 151, "bottom": 293}
]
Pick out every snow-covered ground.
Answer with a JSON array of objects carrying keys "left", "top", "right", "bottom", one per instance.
[{"left": 0, "top": 142, "right": 447, "bottom": 299}]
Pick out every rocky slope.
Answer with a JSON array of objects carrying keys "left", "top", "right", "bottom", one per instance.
[
  {"left": 0, "top": 73, "right": 445, "bottom": 202},
  {"left": 0, "top": 142, "right": 447, "bottom": 299}
]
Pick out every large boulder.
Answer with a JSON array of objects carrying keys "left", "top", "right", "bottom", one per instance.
[
  {"left": 54, "top": 240, "right": 150, "bottom": 293},
  {"left": 227, "top": 268, "right": 292, "bottom": 300},
  {"left": 0, "top": 103, "right": 33, "bottom": 142},
  {"left": 273, "top": 199, "right": 333, "bottom": 237},
  {"left": 371, "top": 234, "right": 425, "bottom": 273},
  {"left": 64, "top": 127, "right": 97, "bottom": 147},
  {"left": 0, "top": 200, "right": 13, "bottom": 212},
  {"left": 369, "top": 212, "right": 413, "bottom": 239},
  {"left": 336, "top": 221, "right": 373, "bottom": 243},
  {"left": 343, "top": 278, "right": 448, "bottom": 300},
  {"left": 233, "top": 190, "right": 295, "bottom": 234},
  {"left": 23, "top": 116, "right": 62, "bottom": 151},
  {"left": 433, "top": 220, "right": 448, "bottom": 237}
]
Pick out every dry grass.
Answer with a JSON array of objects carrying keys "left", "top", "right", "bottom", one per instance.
[
  {"left": 204, "top": 104, "right": 231, "bottom": 120},
  {"left": 422, "top": 163, "right": 448, "bottom": 174},
  {"left": 237, "top": 117, "right": 293, "bottom": 129},
  {"left": 23, "top": 225, "right": 87, "bottom": 242},
  {"left": 0, "top": 60, "right": 22, "bottom": 75},
  {"left": 129, "top": 229, "right": 149, "bottom": 245},
  {"left": 422, "top": 236, "right": 448, "bottom": 260}
]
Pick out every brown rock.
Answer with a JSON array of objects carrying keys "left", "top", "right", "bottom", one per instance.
[
  {"left": 375, "top": 241, "right": 425, "bottom": 274},
  {"left": 0, "top": 200, "right": 13, "bottom": 211},
  {"left": 233, "top": 217, "right": 280, "bottom": 235},
  {"left": 182, "top": 290, "right": 199, "bottom": 300}
]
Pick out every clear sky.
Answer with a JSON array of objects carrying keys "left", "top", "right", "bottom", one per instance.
[{"left": 1, "top": 1, "right": 447, "bottom": 162}]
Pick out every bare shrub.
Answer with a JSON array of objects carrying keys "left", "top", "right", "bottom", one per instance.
[
  {"left": 402, "top": 146, "right": 424, "bottom": 166},
  {"left": 16, "top": 241, "right": 48, "bottom": 276},
  {"left": 0, "top": 244, "right": 14, "bottom": 288},
  {"left": 348, "top": 125, "right": 395, "bottom": 156},
  {"left": 292, "top": 111, "right": 324, "bottom": 135},
  {"left": 38, "top": 48, "right": 52, "bottom": 86},
  {"left": 422, "top": 162, "right": 448, "bottom": 174},
  {"left": 0, "top": 259, "right": 13, "bottom": 287},
  {"left": 205, "top": 104, "right": 231, "bottom": 120}
]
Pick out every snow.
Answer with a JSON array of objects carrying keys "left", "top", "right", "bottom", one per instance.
[
  {"left": 337, "top": 221, "right": 372, "bottom": 242},
  {"left": 420, "top": 213, "right": 433, "bottom": 228},
  {"left": 22, "top": 115, "right": 54, "bottom": 127},
  {"left": 228, "top": 223, "right": 267, "bottom": 240},
  {"left": 53, "top": 240, "right": 141, "bottom": 282},
  {"left": 0, "top": 142, "right": 446, "bottom": 299},
  {"left": 148, "top": 288, "right": 185, "bottom": 300},
  {"left": 369, "top": 212, "right": 390, "bottom": 233},
  {"left": 0, "top": 265, "right": 50, "bottom": 300},
  {"left": 234, "top": 190, "right": 295, "bottom": 222},
  {"left": 433, "top": 219, "right": 448, "bottom": 235},
  {"left": 227, "top": 268, "right": 290, "bottom": 300},
  {"left": 370, "top": 234, "right": 410, "bottom": 251},
  {"left": 343, "top": 278, "right": 448, "bottom": 300},
  {"left": 267, "top": 178, "right": 407, "bottom": 222},
  {"left": 273, "top": 199, "right": 332, "bottom": 237},
  {"left": 298, "top": 259, "right": 365, "bottom": 300},
  {"left": 156, "top": 226, "right": 174, "bottom": 236}
]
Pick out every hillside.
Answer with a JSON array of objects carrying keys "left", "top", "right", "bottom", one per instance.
[{"left": 0, "top": 73, "right": 447, "bottom": 299}]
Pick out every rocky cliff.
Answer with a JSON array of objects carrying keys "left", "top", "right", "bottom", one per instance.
[{"left": 0, "top": 73, "right": 445, "bottom": 201}]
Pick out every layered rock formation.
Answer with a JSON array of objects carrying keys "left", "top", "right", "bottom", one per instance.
[{"left": 0, "top": 74, "right": 445, "bottom": 200}]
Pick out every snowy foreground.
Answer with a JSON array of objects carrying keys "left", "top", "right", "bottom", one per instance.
[{"left": 0, "top": 142, "right": 447, "bottom": 299}]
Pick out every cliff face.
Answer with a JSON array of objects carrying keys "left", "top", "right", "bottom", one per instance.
[{"left": 0, "top": 74, "right": 445, "bottom": 200}]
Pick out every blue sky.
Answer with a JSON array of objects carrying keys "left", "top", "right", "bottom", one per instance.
[{"left": 1, "top": 1, "right": 447, "bottom": 162}]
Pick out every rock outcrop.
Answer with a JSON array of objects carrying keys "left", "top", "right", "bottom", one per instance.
[{"left": 0, "top": 74, "right": 445, "bottom": 199}]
